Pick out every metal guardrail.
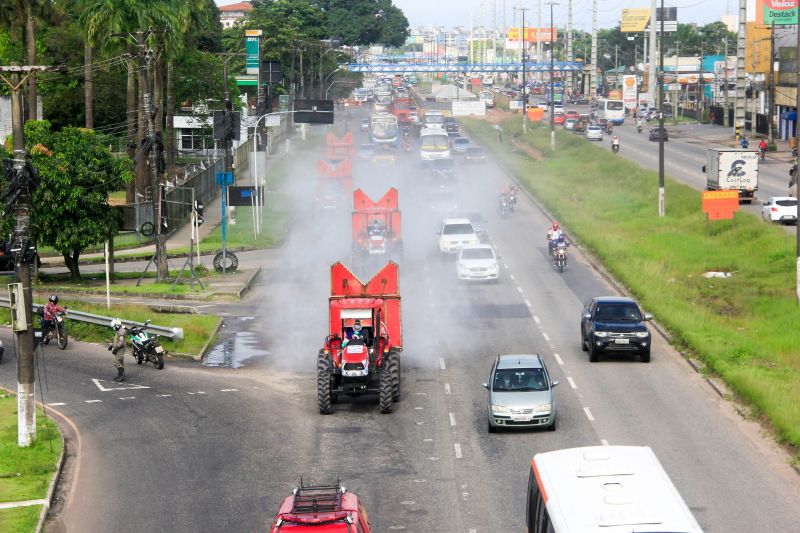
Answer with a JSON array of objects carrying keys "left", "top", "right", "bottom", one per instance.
[{"left": 0, "top": 298, "right": 184, "bottom": 340}]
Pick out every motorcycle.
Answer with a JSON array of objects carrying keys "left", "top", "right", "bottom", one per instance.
[
  {"left": 637, "top": 123, "right": 643, "bottom": 134},
  {"left": 611, "top": 136, "right": 620, "bottom": 153},
  {"left": 129, "top": 320, "right": 166, "bottom": 369},
  {"left": 38, "top": 308, "right": 68, "bottom": 350},
  {"left": 498, "top": 194, "right": 511, "bottom": 218},
  {"left": 507, "top": 186, "right": 518, "bottom": 211},
  {"left": 759, "top": 146, "right": 766, "bottom": 161},
  {"left": 554, "top": 241, "right": 569, "bottom": 273}
]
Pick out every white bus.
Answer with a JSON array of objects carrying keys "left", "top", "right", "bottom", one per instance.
[
  {"left": 419, "top": 129, "right": 450, "bottom": 161},
  {"left": 527, "top": 446, "right": 703, "bottom": 533},
  {"left": 596, "top": 98, "right": 625, "bottom": 125}
]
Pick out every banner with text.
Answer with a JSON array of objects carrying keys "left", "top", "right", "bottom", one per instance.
[
  {"left": 756, "top": 0, "right": 798, "bottom": 25},
  {"left": 245, "top": 30, "right": 262, "bottom": 75},
  {"left": 620, "top": 8, "right": 650, "bottom": 32},
  {"left": 622, "top": 75, "right": 638, "bottom": 109},
  {"left": 507, "top": 27, "right": 558, "bottom": 43}
]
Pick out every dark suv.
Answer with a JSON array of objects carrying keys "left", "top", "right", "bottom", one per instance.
[
  {"left": 580, "top": 297, "right": 653, "bottom": 362},
  {"left": 648, "top": 126, "right": 669, "bottom": 142}
]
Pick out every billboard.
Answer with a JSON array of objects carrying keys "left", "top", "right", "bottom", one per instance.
[
  {"left": 620, "top": 8, "right": 650, "bottom": 32},
  {"left": 245, "top": 29, "right": 262, "bottom": 75},
  {"left": 645, "top": 7, "right": 677, "bottom": 32},
  {"left": 622, "top": 75, "right": 638, "bottom": 109},
  {"left": 507, "top": 27, "right": 558, "bottom": 43},
  {"left": 756, "top": 0, "right": 798, "bottom": 25}
]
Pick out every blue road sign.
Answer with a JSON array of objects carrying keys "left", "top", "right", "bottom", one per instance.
[{"left": 216, "top": 172, "right": 234, "bottom": 185}]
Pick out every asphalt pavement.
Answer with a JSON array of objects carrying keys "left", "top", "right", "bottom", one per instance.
[{"left": 1, "top": 109, "right": 799, "bottom": 532}]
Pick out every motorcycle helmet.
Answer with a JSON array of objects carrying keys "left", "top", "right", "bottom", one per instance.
[
  {"left": 110, "top": 318, "right": 122, "bottom": 331},
  {"left": 48, "top": 294, "right": 58, "bottom": 304}
]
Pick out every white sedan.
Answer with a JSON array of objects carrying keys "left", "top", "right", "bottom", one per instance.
[
  {"left": 457, "top": 244, "right": 499, "bottom": 281},
  {"left": 761, "top": 197, "right": 798, "bottom": 224},
  {"left": 585, "top": 126, "right": 603, "bottom": 141}
]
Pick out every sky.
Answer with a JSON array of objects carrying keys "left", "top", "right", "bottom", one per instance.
[{"left": 392, "top": 0, "right": 735, "bottom": 31}]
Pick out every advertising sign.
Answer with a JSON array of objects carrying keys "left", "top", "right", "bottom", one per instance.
[
  {"left": 756, "top": 0, "right": 798, "bottom": 25},
  {"left": 245, "top": 30, "right": 262, "bottom": 75},
  {"left": 507, "top": 27, "right": 558, "bottom": 43},
  {"left": 452, "top": 101, "right": 487, "bottom": 117},
  {"left": 620, "top": 8, "right": 650, "bottom": 32},
  {"left": 622, "top": 75, "right": 638, "bottom": 109},
  {"left": 645, "top": 7, "right": 677, "bottom": 32},
  {"left": 702, "top": 190, "right": 740, "bottom": 220}
]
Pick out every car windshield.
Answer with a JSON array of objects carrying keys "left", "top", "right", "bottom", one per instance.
[
  {"left": 588, "top": 127, "right": 600, "bottom": 131},
  {"left": 493, "top": 368, "right": 548, "bottom": 392},
  {"left": 595, "top": 303, "right": 643, "bottom": 322},
  {"left": 607, "top": 100, "right": 624, "bottom": 110},
  {"left": 443, "top": 223, "right": 474, "bottom": 235},
  {"left": 421, "top": 135, "right": 449, "bottom": 150},
  {"left": 461, "top": 247, "right": 494, "bottom": 260},
  {"left": 467, "top": 147, "right": 484, "bottom": 155},
  {"left": 454, "top": 138, "right": 469, "bottom": 145},
  {"left": 776, "top": 199, "right": 797, "bottom": 207},
  {"left": 432, "top": 159, "right": 455, "bottom": 169}
]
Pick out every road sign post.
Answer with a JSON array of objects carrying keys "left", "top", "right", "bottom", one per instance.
[{"left": 217, "top": 172, "right": 234, "bottom": 274}]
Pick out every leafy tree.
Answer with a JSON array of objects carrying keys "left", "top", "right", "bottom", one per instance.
[
  {"left": 322, "top": 0, "right": 409, "bottom": 47},
  {"left": 4, "top": 121, "right": 133, "bottom": 280}
]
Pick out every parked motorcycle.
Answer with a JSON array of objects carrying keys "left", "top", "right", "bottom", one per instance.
[
  {"left": 129, "top": 320, "right": 165, "bottom": 369},
  {"left": 554, "top": 241, "right": 569, "bottom": 273},
  {"left": 38, "top": 308, "right": 68, "bottom": 350}
]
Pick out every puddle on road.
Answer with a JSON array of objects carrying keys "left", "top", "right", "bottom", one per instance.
[{"left": 203, "top": 317, "right": 270, "bottom": 368}]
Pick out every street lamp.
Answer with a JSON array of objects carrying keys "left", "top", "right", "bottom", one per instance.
[
  {"left": 546, "top": 1, "right": 559, "bottom": 150},
  {"left": 658, "top": 0, "right": 666, "bottom": 217},
  {"left": 514, "top": 6, "right": 530, "bottom": 134}
]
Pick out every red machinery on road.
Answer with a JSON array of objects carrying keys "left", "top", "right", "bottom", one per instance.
[
  {"left": 318, "top": 261, "right": 402, "bottom": 414},
  {"left": 316, "top": 133, "right": 354, "bottom": 209},
  {"left": 351, "top": 188, "right": 403, "bottom": 263},
  {"left": 269, "top": 480, "right": 372, "bottom": 532}
]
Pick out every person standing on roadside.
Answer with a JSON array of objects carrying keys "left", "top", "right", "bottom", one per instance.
[{"left": 108, "top": 319, "right": 127, "bottom": 382}]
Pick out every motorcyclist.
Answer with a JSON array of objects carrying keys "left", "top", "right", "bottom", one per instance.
[
  {"left": 546, "top": 222, "right": 564, "bottom": 254},
  {"left": 41, "top": 294, "right": 66, "bottom": 333},
  {"left": 108, "top": 319, "right": 127, "bottom": 382},
  {"left": 611, "top": 135, "right": 620, "bottom": 150},
  {"left": 759, "top": 139, "right": 767, "bottom": 158},
  {"left": 636, "top": 117, "right": 644, "bottom": 132},
  {"left": 506, "top": 184, "right": 519, "bottom": 209},
  {"left": 606, "top": 122, "right": 613, "bottom": 134},
  {"left": 342, "top": 320, "right": 365, "bottom": 349}
]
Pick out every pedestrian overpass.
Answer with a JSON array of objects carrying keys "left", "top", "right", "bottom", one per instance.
[{"left": 345, "top": 62, "right": 586, "bottom": 74}]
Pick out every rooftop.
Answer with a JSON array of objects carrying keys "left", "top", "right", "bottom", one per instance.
[{"left": 219, "top": 1, "right": 252, "bottom": 13}]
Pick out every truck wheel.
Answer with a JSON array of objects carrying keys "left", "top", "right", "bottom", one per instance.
[
  {"left": 388, "top": 350, "right": 401, "bottom": 402},
  {"left": 317, "top": 352, "right": 333, "bottom": 414},
  {"left": 379, "top": 366, "right": 393, "bottom": 414}
]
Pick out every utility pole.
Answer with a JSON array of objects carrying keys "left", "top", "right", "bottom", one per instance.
[
  {"left": 658, "top": 0, "right": 666, "bottom": 217},
  {"left": 648, "top": 0, "right": 657, "bottom": 106},
  {"left": 723, "top": 37, "right": 730, "bottom": 127},
  {"left": 537, "top": 0, "right": 543, "bottom": 70},
  {"left": 0, "top": 64, "right": 53, "bottom": 447},
  {"left": 674, "top": 41, "right": 681, "bottom": 120},
  {"left": 768, "top": 21, "right": 775, "bottom": 144},
  {"left": 795, "top": 19, "right": 800, "bottom": 302},
  {"left": 698, "top": 41, "right": 704, "bottom": 124},
  {"left": 734, "top": 0, "right": 747, "bottom": 140},
  {"left": 516, "top": 6, "right": 530, "bottom": 133},
  {"left": 567, "top": 0, "right": 573, "bottom": 94},
  {"left": 590, "top": 0, "right": 598, "bottom": 97},
  {"left": 547, "top": 1, "right": 558, "bottom": 150}
]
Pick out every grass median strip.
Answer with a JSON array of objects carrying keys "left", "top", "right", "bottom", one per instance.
[
  {"left": 0, "top": 394, "right": 63, "bottom": 532},
  {"left": 463, "top": 116, "right": 800, "bottom": 453}
]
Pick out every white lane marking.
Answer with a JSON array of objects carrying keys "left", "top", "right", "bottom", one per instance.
[
  {"left": 428, "top": 456, "right": 440, "bottom": 461},
  {"left": 444, "top": 383, "right": 451, "bottom": 395},
  {"left": 47, "top": 402, "right": 66, "bottom": 406},
  {"left": 220, "top": 388, "right": 238, "bottom": 392},
  {"left": 601, "top": 439, "right": 610, "bottom": 446},
  {"left": 414, "top": 406, "right": 424, "bottom": 410},
  {"left": 119, "top": 396, "right": 136, "bottom": 400},
  {"left": 416, "top": 422, "right": 425, "bottom": 426},
  {"left": 92, "top": 378, "right": 149, "bottom": 392},
  {"left": 583, "top": 407, "right": 595, "bottom": 421},
  {"left": 156, "top": 394, "right": 172, "bottom": 398},
  {"left": 509, "top": 274, "right": 516, "bottom": 281},
  {"left": 516, "top": 286, "right": 524, "bottom": 294},
  {"left": 439, "top": 358, "right": 446, "bottom": 370},
  {"left": 454, "top": 443, "right": 463, "bottom": 459},
  {"left": 524, "top": 299, "right": 532, "bottom": 308},
  {"left": 567, "top": 377, "right": 577, "bottom": 390},
  {"left": 469, "top": 530, "right": 477, "bottom": 533},
  {"left": 423, "top": 438, "right": 434, "bottom": 442},
  {"left": 449, "top": 413, "right": 457, "bottom": 426},
  {"left": 196, "top": 391, "right": 206, "bottom": 395},
  {"left": 414, "top": 392, "right": 427, "bottom": 396},
  {"left": 542, "top": 332, "right": 551, "bottom": 342},
  {"left": 84, "top": 400, "right": 102, "bottom": 403},
  {"left": 503, "top": 262, "right": 509, "bottom": 269},
  {"left": 553, "top": 353, "right": 564, "bottom": 365},
  {"left": 533, "top": 315, "right": 541, "bottom": 324}
]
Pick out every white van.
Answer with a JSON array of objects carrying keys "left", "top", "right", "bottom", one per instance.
[{"left": 420, "top": 129, "right": 451, "bottom": 161}]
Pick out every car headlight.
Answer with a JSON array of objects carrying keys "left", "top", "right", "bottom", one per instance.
[
  {"left": 593, "top": 331, "right": 608, "bottom": 338},
  {"left": 635, "top": 331, "right": 650, "bottom": 338},
  {"left": 491, "top": 404, "right": 509, "bottom": 415},
  {"left": 534, "top": 403, "right": 552, "bottom": 414}
]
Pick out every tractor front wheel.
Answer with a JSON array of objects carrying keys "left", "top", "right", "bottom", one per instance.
[
  {"left": 388, "top": 350, "right": 401, "bottom": 402},
  {"left": 317, "top": 351, "right": 333, "bottom": 415},
  {"left": 379, "top": 366, "right": 394, "bottom": 414}
]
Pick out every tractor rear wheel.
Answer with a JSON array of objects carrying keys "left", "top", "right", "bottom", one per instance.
[
  {"left": 379, "top": 366, "right": 393, "bottom": 414},
  {"left": 317, "top": 351, "right": 333, "bottom": 414},
  {"left": 388, "top": 350, "right": 401, "bottom": 402}
]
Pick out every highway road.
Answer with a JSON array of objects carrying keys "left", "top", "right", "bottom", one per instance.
[{"left": 1, "top": 108, "right": 799, "bottom": 532}]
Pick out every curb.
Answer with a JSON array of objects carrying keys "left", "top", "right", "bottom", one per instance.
[
  {"left": 233, "top": 267, "right": 262, "bottom": 300},
  {"left": 0, "top": 387, "right": 66, "bottom": 533},
  {"left": 194, "top": 317, "right": 224, "bottom": 362}
]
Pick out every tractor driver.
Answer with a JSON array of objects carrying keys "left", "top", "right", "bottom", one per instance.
[
  {"left": 368, "top": 219, "right": 386, "bottom": 237},
  {"left": 342, "top": 320, "right": 366, "bottom": 349}
]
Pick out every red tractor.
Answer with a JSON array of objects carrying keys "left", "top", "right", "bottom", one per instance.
[
  {"left": 351, "top": 188, "right": 403, "bottom": 264},
  {"left": 269, "top": 480, "right": 372, "bottom": 532},
  {"left": 318, "top": 261, "right": 402, "bottom": 414}
]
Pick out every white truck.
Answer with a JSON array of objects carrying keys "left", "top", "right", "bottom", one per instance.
[{"left": 704, "top": 148, "right": 759, "bottom": 204}]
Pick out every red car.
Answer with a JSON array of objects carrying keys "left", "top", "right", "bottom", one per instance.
[
  {"left": 553, "top": 113, "right": 566, "bottom": 125},
  {"left": 565, "top": 110, "right": 579, "bottom": 120},
  {"left": 269, "top": 481, "right": 372, "bottom": 532}
]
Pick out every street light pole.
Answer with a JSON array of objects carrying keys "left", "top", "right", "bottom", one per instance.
[
  {"left": 658, "top": 0, "right": 666, "bottom": 217},
  {"left": 515, "top": 6, "right": 530, "bottom": 134},
  {"left": 547, "top": 2, "right": 559, "bottom": 150}
]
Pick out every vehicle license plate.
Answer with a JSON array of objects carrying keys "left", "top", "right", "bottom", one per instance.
[
  {"left": 614, "top": 338, "right": 630, "bottom": 344},
  {"left": 155, "top": 345, "right": 165, "bottom": 353},
  {"left": 512, "top": 415, "right": 532, "bottom": 422}
]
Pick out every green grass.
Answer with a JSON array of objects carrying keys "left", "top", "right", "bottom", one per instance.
[
  {"left": 463, "top": 116, "right": 800, "bottom": 451},
  {"left": 0, "top": 395, "right": 63, "bottom": 504},
  {"left": 0, "top": 505, "right": 42, "bottom": 533},
  {"left": 201, "top": 199, "right": 290, "bottom": 250},
  {"left": 0, "top": 300, "right": 221, "bottom": 357}
]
